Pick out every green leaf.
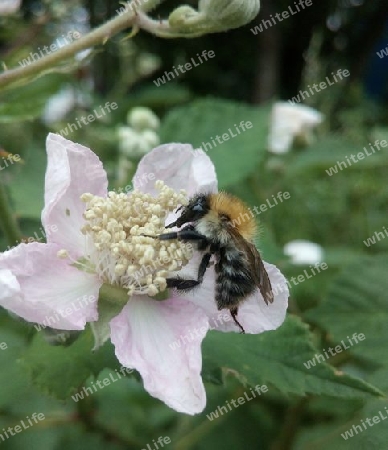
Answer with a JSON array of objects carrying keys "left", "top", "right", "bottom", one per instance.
[
  {"left": 7, "top": 144, "right": 45, "bottom": 219},
  {"left": 306, "top": 255, "right": 388, "bottom": 364},
  {"left": 0, "top": 74, "right": 67, "bottom": 122},
  {"left": 287, "top": 136, "right": 388, "bottom": 176},
  {"left": 0, "top": 320, "right": 29, "bottom": 407},
  {"left": 125, "top": 83, "right": 193, "bottom": 109},
  {"left": 160, "top": 98, "right": 270, "bottom": 188},
  {"left": 295, "top": 399, "right": 387, "bottom": 450},
  {"left": 202, "top": 316, "right": 382, "bottom": 399},
  {"left": 20, "top": 328, "right": 119, "bottom": 400}
]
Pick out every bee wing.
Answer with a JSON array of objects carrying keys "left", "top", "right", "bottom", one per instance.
[
  {"left": 245, "top": 241, "right": 274, "bottom": 305},
  {"left": 228, "top": 227, "right": 274, "bottom": 305}
]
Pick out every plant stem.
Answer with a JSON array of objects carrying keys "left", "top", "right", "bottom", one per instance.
[
  {"left": 270, "top": 397, "right": 310, "bottom": 450},
  {"left": 0, "top": 1, "right": 164, "bottom": 90},
  {"left": 0, "top": 181, "right": 22, "bottom": 247}
]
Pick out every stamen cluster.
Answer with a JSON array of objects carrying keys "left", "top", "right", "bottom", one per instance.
[{"left": 80, "top": 181, "right": 191, "bottom": 296}]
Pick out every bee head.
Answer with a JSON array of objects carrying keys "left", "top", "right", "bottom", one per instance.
[{"left": 166, "top": 194, "right": 210, "bottom": 228}]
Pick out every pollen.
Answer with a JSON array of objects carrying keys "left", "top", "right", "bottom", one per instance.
[{"left": 77, "top": 181, "right": 191, "bottom": 296}]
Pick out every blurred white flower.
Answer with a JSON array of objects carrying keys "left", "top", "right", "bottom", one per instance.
[
  {"left": 141, "top": 129, "right": 160, "bottom": 148},
  {"left": 284, "top": 240, "right": 323, "bottom": 265},
  {"left": 0, "top": 0, "right": 21, "bottom": 15},
  {"left": 137, "top": 53, "right": 161, "bottom": 77},
  {"left": 128, "top": 107, "right": 160, "bottom": 131},
  {"left": 118, "top": 127, "right": 151, "bottom": 157},
  {"left": 117, "top": 107, "right": 161, "bottom": 184},
  {"left": 268, "top": 102, "right": 324, "bottom": 154},
  {"left": 42, "top": 86, "right": 90, "bottom": 125}
]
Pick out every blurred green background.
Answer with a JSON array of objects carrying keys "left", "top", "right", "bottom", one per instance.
[{"left": 1, "top": 0, "right": 388, "bottom": 449}]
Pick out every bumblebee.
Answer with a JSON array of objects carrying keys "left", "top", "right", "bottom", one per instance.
[{"left": 157, "top": 192, "right": 274, "bottom": 333}]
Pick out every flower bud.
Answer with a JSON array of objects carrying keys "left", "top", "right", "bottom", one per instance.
[
  {"left": 199, "top": 0, "right": 261, "bottom": 31},
  {"left": 168, "top": 0, "right": 260, "bottom": 36},
  {"left": 128, "top": 107, "right": 160, "bottom": 131},
  {"left": 168, "top": 6, "right": 202, "bottom": 31}
]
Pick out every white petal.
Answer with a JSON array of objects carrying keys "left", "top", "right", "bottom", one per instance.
[
  {"left": 0, "top": 0, "right": 20, "bottom": 15},
  {"left": 235, "top": 262, "right": 289, "bottom": 334},
  {"left": 0, "top": 269, "right": 20, "bottom": 300},
  {"left": 110, "top": 296, "right": 208, "bottom": 414},
  {"left": 176, "top": 256, "right": 289, "bottom": 334},
  {"left": 133, "top": 143, "right": 217, "bottom": 197},
  {"left": 284, "top": 239, "right": 323, "bottom": 265},
  {"left": 268, "top": 102, "right": 324, "bottom": 153},
  {"left": 42, "top": 133, "right": 108, "bottom": 258},
  {"left": 0, "top": 243, "right": 100, "bottom": 330}
]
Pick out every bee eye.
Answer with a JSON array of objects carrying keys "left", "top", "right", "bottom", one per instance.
[
  {"left": 193, "top": 204, "right": 203, "bottom": 212},
  {"left": 220, "top": 213, "right": 230, "bottom": 222}
]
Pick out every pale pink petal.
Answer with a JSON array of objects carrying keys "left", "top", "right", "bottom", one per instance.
[
  {"left": 233, "top": 262, "right": 289, "bottom": 334},
  {"left": 110, "top": 296, "right": 208, "bottom": 414},
  {"left": 0, "top": 269, "right": 20, "bottom": 300},
  {"left": 0, "top": 243, "right": 100, "bottom": 330},
  {"left": 133, "top": 144, "right": 217, "bottom": 197},
  {"left": 42, "top": 133, "right": 108, "bottom": 258},
  {"left": 176, "top": 257, "right": 289, "bottom": 334}
]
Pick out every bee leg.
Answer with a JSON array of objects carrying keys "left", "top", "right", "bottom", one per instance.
[
  {"left": 230, "top": 308, "right": 245, "bottom": 334},
  {"left": 166, "top": 252, "right": 212, "bottom": 291},
  {"left": 158, "top": 227, "right": 209, "bottom": 251}
]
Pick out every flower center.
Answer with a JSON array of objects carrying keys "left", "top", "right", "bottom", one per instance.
[{"left": 69, "top": 181, "right": 192, "bottom": 297}]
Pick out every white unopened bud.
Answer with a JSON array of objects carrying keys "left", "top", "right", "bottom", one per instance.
[
  {"left": 168, "top": 6, "right": 201, "bottom": 30},
  {"left": 128, "top": 107, "right": 160, "bottom": 131},
  {"left": 141, "top": 129, "right": 160, "bottom": 148},
  {"left": 199, "top": 0, "right": 261, "bottom": 31},
  {"left": 168, "top": 0, "right": 260, "bottom": 36}
]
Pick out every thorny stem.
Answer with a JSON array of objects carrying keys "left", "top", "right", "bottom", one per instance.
[{"left": 0, "top": 1, "right": 165, "bottom": 90}]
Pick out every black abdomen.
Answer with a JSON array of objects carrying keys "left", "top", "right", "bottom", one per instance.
[{"left": 215, "top": 246, "right": 255, "bottom": 310}]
